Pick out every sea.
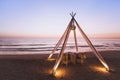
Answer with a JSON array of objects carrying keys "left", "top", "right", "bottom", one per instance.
[{"left": 0, "top": 38, "right": 120, "bottom": 54}]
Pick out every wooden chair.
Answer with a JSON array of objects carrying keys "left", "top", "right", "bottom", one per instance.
[
  {"left": 70, "top": 53, "right": 76, "bottom": 64},
  {"left": 76, "top": 53, "right": 87, "bottom": 64},
  {"left": 62, "top": 53, "right": 70, "bottom": 66}
]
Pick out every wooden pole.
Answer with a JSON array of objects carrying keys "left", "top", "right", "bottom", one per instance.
[
  {"left": 52, "top": 19, "right": 73, "bottom": 74},
  {"left": 74, "top": 18, "right": 109, "bottom": 71},
  {"left": 48, "top": 26, "right": 68, "bottom": 59},
  {"left": 48, "top": 18, "right": 73, "bottom": 59},
  {"left": 73, "top": 30, "right": 78, "bottom": 52}
]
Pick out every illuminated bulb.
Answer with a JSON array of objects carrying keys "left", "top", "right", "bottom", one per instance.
[
  {"left": 101, "top": 61, "right": 109, "bottom": 71},
  {"left": 52, "top": 69, "right": 65, "bottom": 78},
  {"left": 47, "top": 58, "right": 55, "bottom": 61},
  {"left": 93, "top": 66, "right": 109, "bottom": 73}
]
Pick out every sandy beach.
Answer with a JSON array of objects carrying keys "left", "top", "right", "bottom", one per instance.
[{"left": 0, "top": 50, "right": 120, "bottom": 80}]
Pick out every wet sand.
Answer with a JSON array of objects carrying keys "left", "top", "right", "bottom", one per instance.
[{"left": 0, "top": 51, "right": 120, "bottom": 80}]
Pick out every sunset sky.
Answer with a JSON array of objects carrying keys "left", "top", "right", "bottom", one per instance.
[{"left": 0, "top": 0, "right": 120, "bottom": 38}]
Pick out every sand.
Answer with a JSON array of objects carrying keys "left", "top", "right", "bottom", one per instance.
[{"left": 0, "top": 50, "right": 120, "bottom": 80}]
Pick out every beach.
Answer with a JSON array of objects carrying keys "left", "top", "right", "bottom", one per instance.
[
  {"left": 1, "top": 0, "right": 120, "bottom": 80},
  {"left": 0, "top": 50, "right": 120, "bottom": 80}
]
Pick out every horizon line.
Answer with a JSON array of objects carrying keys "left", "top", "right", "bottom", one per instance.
[{"left": 0, "top": 33, "right": 120, "bottom": 39}]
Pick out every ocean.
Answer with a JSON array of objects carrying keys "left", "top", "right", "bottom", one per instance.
[{"left": 0, "top": 38, "right": 120, "bottom": 54}]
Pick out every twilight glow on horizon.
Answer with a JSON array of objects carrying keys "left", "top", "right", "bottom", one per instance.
[{"left": 0, "top": 0, "right": 120, "bottom": 38}]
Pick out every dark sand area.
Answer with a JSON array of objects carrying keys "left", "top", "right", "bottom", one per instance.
[{"left": 0, "top": 51, "right": 120, "bottom": 80}]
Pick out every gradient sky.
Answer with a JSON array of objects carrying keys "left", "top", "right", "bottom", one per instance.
[{"left": 0, "top": 0, "right": 120, "bottom": 38}]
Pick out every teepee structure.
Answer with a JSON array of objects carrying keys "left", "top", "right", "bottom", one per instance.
[{"left": 48, "top": 12, "right": 109, "bottom": 75}]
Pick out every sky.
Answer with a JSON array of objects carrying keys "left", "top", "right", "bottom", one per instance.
[{"left": 0, "top": 0, "right": 120, "bottom": 38}]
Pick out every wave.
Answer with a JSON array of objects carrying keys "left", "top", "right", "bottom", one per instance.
[{"left": 0, "top": 38, "right": 120, "bottom": 54}]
